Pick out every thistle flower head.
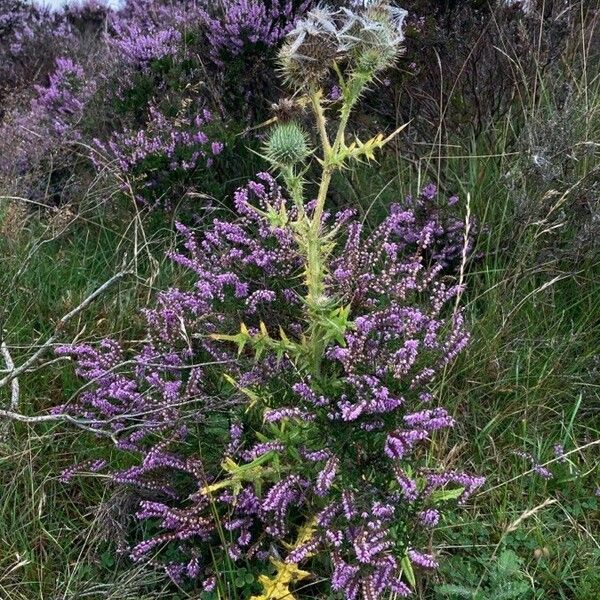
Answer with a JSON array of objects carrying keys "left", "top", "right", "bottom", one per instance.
[
  {"left": 340, "top": 4, "right": 407, "bottom": 76},
  {"left": 278, "top": 4, "right": 343, "bottom": 89},
  {"left": 278, "top": 2, "right": 408, "bottom": 90}
]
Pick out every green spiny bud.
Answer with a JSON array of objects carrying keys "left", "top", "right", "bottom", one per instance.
[{"left": 264, "top": 122, "right": 311, "bottom": 167}]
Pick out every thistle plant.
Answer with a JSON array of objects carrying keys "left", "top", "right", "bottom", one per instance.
[
  {"left": 57, "top": 3, "right": 483, "bottom": 599},
  {"left": 264, "top": 1, "right": 410, "bottom": 376}
]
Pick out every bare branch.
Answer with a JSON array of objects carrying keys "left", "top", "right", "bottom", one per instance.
[
  {"left": 0, "top": 408, "right": 117, "bottom": 441},
  {"left": 0, "top": 341, "right": 19, "bottom": 410},
  {"left": 0, "top": 270, "right": 132, "bottom": 390}
]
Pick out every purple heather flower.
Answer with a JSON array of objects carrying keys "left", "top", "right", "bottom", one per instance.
[
  {"left": 418, "top": 509, "right": 440, "bottom": 527},
  {"left": 424, "top": 470, "right": 486, "bottom": 504},
  {"left": 317, "top": 501, "right": 341, "bottom": 527},
  {"left": 262, "top": 475, "right": 305, "bottom": 537},
  {"left": 514, "top": 450, "right": 554, "bottom": 480},
  {"left": 286, "top": 537, "right": 321, "bottom": 563},
  {"left": 329, "top": 84, "right": 342, "bottom": 100},
  {"left": 404, "top": 407, "right": 455, "bottom": 430},
  {"left": 300, "top": 447, "right": 332, "bottom": 462},
  {"left": 202, "top": 576, "right": 216, "bottom": 592},
  {"left": 315, "top": 457, "right": 339, "bottom": 497},
  {"left": 110, "top": 22, "right": 181, "bottom": 67},
  {"left": 241, "top": 441, "right": 285, "bottom": 460},
  {"left": 264, "top": 406, "right": 315, "bottom": 423},
  {"left": 553, "top": 443, "right": 566, "bottom": 462},
  {"left": 421, "top": 183, "right": 438, "bottom": 200},
  {"left": 186, "top": 557, "right": 200, "bottom": 579},
  {"left": 93, "top": 101, "right": 223, "bottom": 207},
  {"left": 385, "top": 429, "right": 428, "bottom": 460},
  {"left": 394, "top": 467, "right": 419, "bottom": 501},
  {"left": 198, "top": 0, "right": 311, "bottom": 65},
  {"left": 391, "top": 580, "right": 413, "bottom": 596},
  {"left": 59, "top": 459, "right": 107, "bottom": 483},
  {"left": 408, "top": 548, "right": 439, "bottom": 569}
]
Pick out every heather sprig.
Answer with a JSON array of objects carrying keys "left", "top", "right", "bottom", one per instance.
[{"left": 93, "top": 101, "right": 223, "bottom": 207}]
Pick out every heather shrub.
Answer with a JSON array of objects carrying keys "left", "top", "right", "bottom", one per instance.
[
  {"left": 1, "top": 0, "right": 315, "bottom": 209},
  {"left": 93, "top": 98, "right": 225, "bottom": 208},
  {"left": 0, "top": 0, "right": 110, "bottom": 206},
  {"left": 58, "top": 4, "right": 483, "bottom": 598},
  {"left": 0, "top": 54, "right": 98, "bottom": 206},
  {"left": 195, "top": 0, "right": 314, "bottom": 117},
  {"left": 85, "top": 0, "right": 315, "bottom": 206},
  {"left": 0, "top": 0, "right": 75, "bottom": 111}
]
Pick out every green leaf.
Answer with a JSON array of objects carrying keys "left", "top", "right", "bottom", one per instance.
[
  {"left": 100, "top": 550, "right": 115, "bottom": 569},
  {"left": 401, "top": 553, "right": 416, "bottom": 588},
  {"left": 430, "top": 487, "right": 465, "bottom": 504}
]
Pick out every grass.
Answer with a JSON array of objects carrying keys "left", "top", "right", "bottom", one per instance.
[
  {"left": 0, "top": 4, "right": 599, "bottom": 599},
  {"left": 0, "top": 194, "right": 183, "bottom": 599}
]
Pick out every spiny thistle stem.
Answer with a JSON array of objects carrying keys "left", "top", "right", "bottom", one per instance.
[
  {"left": 303, "top": 90, "right": 346, "bottom": 376},
  {"left": 271, "top": 3, "right": 411, "bottom": 376},
  {"left": 310, "top": 89, "right": 331, "bottom": 156}
]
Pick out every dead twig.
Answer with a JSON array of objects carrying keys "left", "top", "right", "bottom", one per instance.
[
  {"left": 0, "top": 270, "right": 132, "bottom": 391},
  {"left": 0, "top": 408, "right": 117, "bottom": 441},
  {"left": 0, "top": 341, "right": 19, "bottom": 411}
]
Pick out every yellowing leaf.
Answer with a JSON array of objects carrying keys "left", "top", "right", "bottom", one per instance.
[
  {"left": 222, "top": 372, "right": 262, "bottom": 410},
  {"left": 251, "top": 519, "right": 317, "bottom": 599},
  {"left": 201, "top": 452, "right": 277, "bottom": 496},
  {"left": 211, "top": 322, "right": 251, "bottom": 356},
  {"left": 250, "top": 559, "right": 310, "bottom": 600},
  {"left": 283, "top": 517, "right": 317, "bottom": 552}
]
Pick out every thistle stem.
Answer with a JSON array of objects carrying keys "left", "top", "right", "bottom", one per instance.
[
  {"left": 302, "top": 75, "right": 372, "bottom": 375},
  {"left": 310, "top": 90, "right": 331, "bottom": 156}
]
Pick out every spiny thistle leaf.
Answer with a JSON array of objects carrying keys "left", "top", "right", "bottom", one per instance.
[
  {"left": 213, "top": 322, "right": 300, "bottom": 362},
  {"left": 202, "top": 453, "right": 278, "bottom": 497},
  {"left": 283, "top": 517, "right": 317, "bottom": 552},
  {"left": 250, "top": 558, "right": 311, "bottom": 600}
]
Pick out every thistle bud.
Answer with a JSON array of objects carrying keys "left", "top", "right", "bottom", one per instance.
[{"left": 264, "top": 122, "right": 311, "bottom": 167}]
